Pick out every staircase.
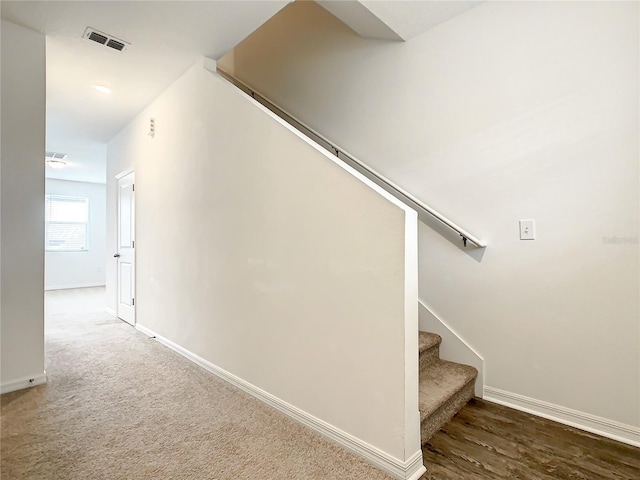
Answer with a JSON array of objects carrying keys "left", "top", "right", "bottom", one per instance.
[
  {"left": 217, "top": 68, "right": 482, "bottom": 446},
  {"left": 418, "top": 331, "right": 477, "bottom": 443}
]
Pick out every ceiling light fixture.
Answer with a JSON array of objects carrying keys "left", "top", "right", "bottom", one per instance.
[
  {"left": 45, "top": 151, "right": 68, "bottom": 169},
  {"left": 46, "top": 159, "right": 67, "bottom": 169},
  {"left": 93, "top": 84, "right": 112, "bottom": 94}
]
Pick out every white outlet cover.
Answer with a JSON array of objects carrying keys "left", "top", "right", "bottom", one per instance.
[{"left": 519, "top": 219, "right": 536, "bottom": 240}]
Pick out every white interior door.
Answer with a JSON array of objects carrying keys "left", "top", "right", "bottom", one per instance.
[{"left": 116, "top": 171, "right": 135, "bottom": 325}]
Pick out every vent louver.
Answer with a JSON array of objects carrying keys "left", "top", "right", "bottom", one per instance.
[
  {"left": 83, "top": 27, "right": 129, "bottom": 52},
  {"left": 106, "top": 39, "right": 125, "bottom": 51},
  {"left": 46, "top": 151, "right": 68, "bottom": 160},
  {"left": 88, "top": 31, "right": 108, "bottom": 45}
]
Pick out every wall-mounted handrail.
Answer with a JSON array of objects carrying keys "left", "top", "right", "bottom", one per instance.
[{"left": 217, "top": 68, "right": 486, "bottom": 248}]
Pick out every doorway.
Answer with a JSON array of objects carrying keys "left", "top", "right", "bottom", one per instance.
[{"left": 115, "top": 170, "right": 135, "bottom": 325}]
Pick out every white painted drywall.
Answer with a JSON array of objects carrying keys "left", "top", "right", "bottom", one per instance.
[
  {"left": 221, "top": 0, "right": 640, "bottom": 428},
  {"left": 0, "top": 20, "right": 46, "bottom": 391},
  {"left": 45, "top": 179, "right": 106, "bottom": 290},
  {"left": 316, "top": 1, "right": 403, "bottom": 41},
  {"left": 418, "top": 299, "right": 483, "bottom": 397},
  {"left": 107, "top": 61, "right": 421, "bottom": 469}
]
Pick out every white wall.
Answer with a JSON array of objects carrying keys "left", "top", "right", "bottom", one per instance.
[
  {"left": 0, "top": 20, "right": 47, "bottom": 393},
  {"left": 45, "top": 179, "right": 106, "bottom": 290},
  {"left": 221, "top": 0, "right": 640, "bottom": 432},
  {"left": 107, "top": 61, "right": 423, "bottom": 477}
]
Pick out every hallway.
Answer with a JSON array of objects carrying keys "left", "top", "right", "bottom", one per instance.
[{"left": 2, "top": 288, "right": 393, "bottom": 479}]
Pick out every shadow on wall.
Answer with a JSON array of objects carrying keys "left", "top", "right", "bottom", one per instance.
[{"left": 420, "top": 212, "right": 486, "bottom": 263}]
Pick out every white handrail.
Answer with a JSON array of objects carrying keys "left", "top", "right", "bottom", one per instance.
[{"left": 217, "top": 68, "right": 486, "bottom": 248}]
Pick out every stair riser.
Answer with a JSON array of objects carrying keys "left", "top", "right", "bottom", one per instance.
[
  {"left": 419, "top": 344, "right": 440, "bottom": 371},
  {"left": 420, "top": 379, "right": 476, "bottom": 445}
]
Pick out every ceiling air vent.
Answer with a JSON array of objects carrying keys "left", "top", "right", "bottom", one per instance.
[
  {"left": 88, "top": 31, "right": 108, "bottom": 45},
  {"left": 45, "top": 151, "right": 68, "bottom": 169},
  {"left": 106, "top": 39, "right": 126, "bottom": 51},
  {"left": 83, "top": 27, "right": 129, "bottom": 52},
  {"left": 46, "top": 151, "right": 68, "bottom": 160}
]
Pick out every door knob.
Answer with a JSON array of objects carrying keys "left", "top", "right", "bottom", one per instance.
[{"left": 113, "top": 253, "right": 121, "bottom": 258}]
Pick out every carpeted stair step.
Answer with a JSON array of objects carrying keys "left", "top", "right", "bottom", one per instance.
[
  {"left": 418, "top": 331, "right": 441, "bottom": 371},
  {"left": 419, "top": 359, "right": 477, "bottom": 444}
]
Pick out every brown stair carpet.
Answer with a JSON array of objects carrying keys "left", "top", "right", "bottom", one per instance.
[
  {"left": 418, "top": 331, "right": 477, "bottom": 445},
  {"left": 418, "top": 331, "right": 442, "bottom": 372}
]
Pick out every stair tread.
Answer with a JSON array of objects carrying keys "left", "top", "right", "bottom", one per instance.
[
  {"left": 419, "top": 359, "right": 477, "bottom": 422},
  {"left": 418, "top": 331, "right": 441, "bottom": 354}
]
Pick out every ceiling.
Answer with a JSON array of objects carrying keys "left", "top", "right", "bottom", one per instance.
[
  {"left": 1, "top": 0, "right": 482, "bottom": 184},
  {"left": 1, "top": 0, "right": 291, "bottom": 183},
  {"left": 318, "top": 0, "right": 483, "bottom": 41}
]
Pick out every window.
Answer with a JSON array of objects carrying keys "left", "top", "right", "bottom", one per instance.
[{"left": 45, "top": 195, "right": 89, "bottom": 251}]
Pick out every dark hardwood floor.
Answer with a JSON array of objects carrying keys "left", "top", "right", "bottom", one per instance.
[{"left": 421, "top": 398, "right": 639, "bottom": 480}]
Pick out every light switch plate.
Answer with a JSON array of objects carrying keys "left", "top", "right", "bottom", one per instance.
[{"left": 520, "top": 219, "right": 536, "bottom": 240}]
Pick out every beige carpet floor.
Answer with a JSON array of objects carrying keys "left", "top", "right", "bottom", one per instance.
[{"left": 1, "top": 288, "right": 394, "bottom": 479}]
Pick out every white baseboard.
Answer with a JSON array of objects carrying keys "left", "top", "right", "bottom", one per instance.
[
  {"left": 105, "top": 307, "right": 117, "bottom": 317},
  {"left": 1, "top": 372, "right": 47, "bottom": 394},
  {"left": 45, "top": 283, "right": 106, "bottom": 291},
  {"left": 135, "top": 323, "right": 425, "bottom": 480},
  {"left": 484, "top": 386, "right": 640, "bottom": 448}
]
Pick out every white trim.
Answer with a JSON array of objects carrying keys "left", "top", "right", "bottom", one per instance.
[
  {"left": 419, "top": 300, "right": 483, "bottom": 361},
  {"left": 418, "top": 300, "right": 484, "bottom": 397},
  {"left": 135, "top": 323, "right": 425, "bottom": 480},
  {"left": 115, "top": 170, "right": 136, "bottom": 326},
  {"left": 115, "top": 167, "right": 134, "bottom": 180},
  {"left": 402, "top": 210, "right": 422, "bottom": 463},
  {"left": 1, "top": 372, "right": 47, "bottom": 394},
  {"left": 45, "top": 283, "right": 106, "bottom": 291},
  {"left": 202, "top": 57, "right": 217, "bottom": 73},
  {"left": 105, "top": 307, "right": 117, "bottom": 317},
  {"left": 403, "top": 452, "right": 427, "bottom": 480},
  {"left": 484, "top": 386, "right": 640, "bottom": 448}
]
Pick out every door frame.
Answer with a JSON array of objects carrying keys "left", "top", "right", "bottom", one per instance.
[{"left": 115, "top": 168, "right": 135, "bottom": 325}]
